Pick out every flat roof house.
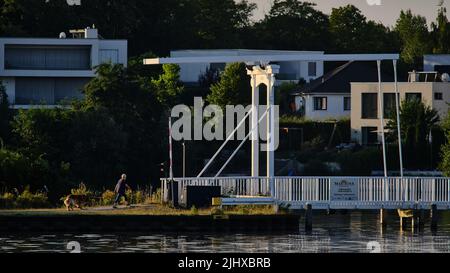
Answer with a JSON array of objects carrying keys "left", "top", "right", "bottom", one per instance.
[
  {"left": 294, "top": 61, "right": 394, "bottom": 120},
  {"left": 351, "top": 71, "right": 450, "bottom": 145},
  {"left": 171, "top": 49, "right": 325, "bottom": 86},
  {"left": 0, "top": 27, "right": 127, "bottom": 109}
]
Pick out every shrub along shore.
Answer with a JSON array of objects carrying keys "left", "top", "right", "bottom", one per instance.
[{"left": 0, "top": 183, "right": 161, "bottom": 210}]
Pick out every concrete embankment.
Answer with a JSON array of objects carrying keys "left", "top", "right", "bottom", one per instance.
[{"left": 0, "top": 214, "right": 301, "bottom": 233}]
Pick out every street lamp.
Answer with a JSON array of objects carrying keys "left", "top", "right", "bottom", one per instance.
[{"left": 182, "top": 141, "right": 186, "bottom": 178}]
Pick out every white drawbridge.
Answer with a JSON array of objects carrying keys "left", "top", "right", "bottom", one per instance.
[{"left": 144, "top": 53, "right": 425, "bottom": 209}]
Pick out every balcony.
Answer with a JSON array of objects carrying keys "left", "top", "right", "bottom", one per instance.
[{"left": 4, "top": 45, "right": 92, "bottom": 71}]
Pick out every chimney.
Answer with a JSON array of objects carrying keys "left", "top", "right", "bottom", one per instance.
[{"left": 84, "top": 25, "right": 98, "bottom": 39}]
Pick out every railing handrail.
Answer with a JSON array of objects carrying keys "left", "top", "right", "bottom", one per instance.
[
  {"left": 160, "top": 176, "right": 450, "bottom": 209},
  {"left": 161, "top": 176, "right": 449, "bottom": 181}
]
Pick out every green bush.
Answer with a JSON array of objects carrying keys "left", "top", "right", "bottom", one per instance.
[
  {"left": 0, "top": 188, "right": 52, "bottom": 209},
  {"left": 62, "top": 187, "right": 152, "bottom": 207},
  {"left": 0, "top": 189, "right": 51, "bottom": 209},
  {"left": 237, "top": 206, "right": 250, "bottom": 215},
  {"left": 65, "top": 183, "right": 98, "bottom": 207},
  {"left": 149, "top": 188, "right": 162, "bottom": 204},
  {"left": 0, "top": 149, "right": 51, "bottom": 191},
  {"left": 190, "top": 206, "right": 199, "bottom": 215},
  {"left": 303, "top": 159, "right": 333, "bottom": 176},
  {"left": 15, "top": 189, "right": 50, "bottom": 209},
  {"left": 125, "top": 189, "right": 147, "bottom": 205},
  {"left": 210, "top": 206, "right": 224, "bottom": 215},
  {"left": 0, "top": 192, "right": 16, "bottom": 209},
  {"left": 279, "top": 116, "right": 351, "bottom": 147},
  {"left": 134, "top": 190, "right": 146, "bottom": 204},
  {"left": 101, "top": 190, "right": 116, "bottom": 206},
  {"left": 71, "top": 183, "right": 93, "bottom": 196},
  {"left": 336, "top": 148, "right": 382, "bottom": 176}
]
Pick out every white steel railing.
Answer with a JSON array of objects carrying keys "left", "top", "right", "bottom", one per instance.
[{"left": 160, "top": 177, "right": 450, "bottom": 209}]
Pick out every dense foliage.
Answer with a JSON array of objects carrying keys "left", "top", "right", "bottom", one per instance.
[
  {"left": 0, "top": 0, "right": 449, "bottom": 67},
  {"left": 0, "top": 81, "right": 10, "bottom": 143},
  {"left": 386, "top": 99, "right": 440, "bottom": 169},
  {"left": 2, "top": 1, "right": 450, "bottom": 205},
  {"left": 440, "top": 112, "right": 450, "bottom": 176},
  {"left": 0, "top": 62, "right": 173, "bottom": 201},
  {"left": 207, "top": 63, "right": 251, "bottom": 109}
]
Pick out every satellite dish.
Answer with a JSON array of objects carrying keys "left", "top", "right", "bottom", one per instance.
[
  {"left": 441, "top": 73, "right": 450, "bottom": 82},
  {"left": 59, "top": 32, "right": 67, "bottom": 39}
]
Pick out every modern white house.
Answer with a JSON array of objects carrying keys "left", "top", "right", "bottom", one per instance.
[
  {"left": 351, "top": 71, "right": 450, "bottom": 145},
  {"left": 171, "top": 49, "right": 324, "bottom": 85},
  {"left": 0, "top": 27, "right": 127, "bottom": 109},
  {"left": 293, "top": 61, "right": 394, "bottom": 121}
]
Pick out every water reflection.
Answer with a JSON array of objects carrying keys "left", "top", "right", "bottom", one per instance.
[{"left": 1, "top": 211, "right": 450, "bottom": 253}]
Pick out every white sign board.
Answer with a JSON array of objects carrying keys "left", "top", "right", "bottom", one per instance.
[{"left": 330, "top": 178, "right": 359, "bottom": 201}]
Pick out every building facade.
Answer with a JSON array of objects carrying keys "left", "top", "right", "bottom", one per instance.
[
  {"left": 294, "top": 61, "right": 394, "bottom": 121},
  {"left": 0, "top": 27, "right": 127, "bottom": 108},
  {"left": 300, "top": 93, "right": 352, "bottom": 120},
  {"left": 171, "top": 49, "right": 325, "bottom": 85},
  {"left": 351, "top": 80, "right": 450, "bottom": 145}
]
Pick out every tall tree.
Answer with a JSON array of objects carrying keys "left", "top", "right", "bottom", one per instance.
[
  {"left": 386, "top": 99, "right": 439, "bottom": 169},
  {"left": 395, "top": 10, "right": 431, "bottom": 68},
  {"left": 329, "top": 5, "right": 396, "bottom": 53},
  {"left": 81, "top": 63, "right": 163, "bottom": 186},
  {"left": 0, "top": 81, "right": 11, "bottom": 144},
  {"left": 0, "top": 0, "right": 256, "bottom": 56},
  {"left": 207, "top": 62, "right": 250, "bottom": 109},
  {"left": 440, "top": 111, "right": 450, "bottom": 176},
  {"left": 253, "top": 0, "right": 330, "bottom": 50},
  {"left": 190, "top": 0, "right": 255, "bottom": 49},
  {"left": 329, "top": 5, "right": 367, "bottom": 52},
  {"left": 431, "top": 7, "right": 450, "bottom": 54},
  {"left": 151, "top": 64, "right": 185, "bottom": 109}
]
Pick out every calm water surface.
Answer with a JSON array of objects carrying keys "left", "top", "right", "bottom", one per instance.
[{"left": 1, "top": 211, "right": 450, "bottom": 253}]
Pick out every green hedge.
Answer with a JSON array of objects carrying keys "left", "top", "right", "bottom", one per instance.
[
  {"left": 279, "top": 116, "right": 351, "bottom": 147},
  {"left": 0, "top": 190, "right": 50, "bottom": 209}
]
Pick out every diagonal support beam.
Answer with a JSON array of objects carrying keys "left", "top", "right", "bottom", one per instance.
[
  {"left": 197, "top": 108, "right": 253, "bottom": 178},
  {"left": 215, "top": 108, "right": 270, "bottom": 178}
]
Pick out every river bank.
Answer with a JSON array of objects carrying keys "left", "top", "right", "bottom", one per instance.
[{"left": 0, "top": 205, "right": 300, "bottom": 233}]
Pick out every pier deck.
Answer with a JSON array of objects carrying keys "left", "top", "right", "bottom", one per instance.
[{"left": 162, "top": 177, "right": 450, "bottom": 210}]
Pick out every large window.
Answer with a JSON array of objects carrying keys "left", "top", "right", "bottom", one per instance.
[
  {"left": 383, "top": 93, "right": 398, "bottom": 117},
  {"left": 308, "top": 62, "right": 317, "bottom": 77},
  {"left": 406, "top": 93, "right": 422, "bottom": 102},
  {"left": 362, "top": 127, "right": 378, "bottom": 145},
  {"left": 5, "top": 45, "right": 91, "bottom": 70},
  {"left": 313, "top": 97, "right": 327, "bottom": 111},
  {"left": 344, "top": 97, "right": 351, "bottom": 111},
  {"left": 15, "top": 77, "right": 89, "bottom": 105},
  {"left": 210, "top": 63, "right": 226, "bottom": 71},
  {"left": 361, "top": 93, "right": 378, "bottom": 119}
]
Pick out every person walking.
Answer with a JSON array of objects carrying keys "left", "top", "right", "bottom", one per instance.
[{"left": 113, "top": 174, "right": 131, "bottom": 209}]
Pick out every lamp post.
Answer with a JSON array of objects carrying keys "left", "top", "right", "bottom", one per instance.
[
  {"left": 377, "top": 60, "right": 388, "bottom": 178},
  {"left": 429, "top": 129, "right": 433, "bottom": 170},
  {"left": 182, "top": 141, "right": 186, "bottom": 178}
]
